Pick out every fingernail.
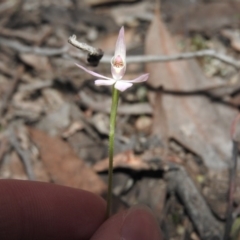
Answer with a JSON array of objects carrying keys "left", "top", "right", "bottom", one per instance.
[{"left": 121, "top": 205, "right": 162, "bottom": 240}]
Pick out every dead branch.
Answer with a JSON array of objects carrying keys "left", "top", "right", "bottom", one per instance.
[
  {"left": 68, "top": 35, "right": 104, "bottom": 66},
  {"left": 1, "top": 36, "right": 240, "bottom": 69},
  {"left": 69, "top": 36, "right": 240, "bottom": 69},
  {"left": 0, "top": 26, "right": 52, "bottom": 45},
  {"left": 0, "top": 37, "right": 68, "bottom": 56},
  {"left": 68, "top": 35, "right": 103, "bottom": 56},
  {"left": 123, "top": 50, "right": 240, "bottom": 69},
  {"left": 166, "top": 167, "right": 222, "bottom": 240}
]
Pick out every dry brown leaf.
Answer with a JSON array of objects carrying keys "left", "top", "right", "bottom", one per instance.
[
  {"left": 29, "top": 127, "right": 107, "bottom": 195},
  {"left": 93, "top": 150, "right": 150, "bottom": 172},
  {"left": 145, "top": 8, "right": 236, "bottom": 169}
]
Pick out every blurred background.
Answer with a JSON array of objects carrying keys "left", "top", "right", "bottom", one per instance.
[{"left": 1, "top": 0, "right": 240, "bottom": 239}]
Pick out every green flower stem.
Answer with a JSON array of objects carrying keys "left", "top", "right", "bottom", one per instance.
[{"left": 106, "top": 86, "right": 120, "bottom": 218}]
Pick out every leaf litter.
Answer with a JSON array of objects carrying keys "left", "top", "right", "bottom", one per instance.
[{"left": 1, "top": 0, "right": 240, "bottom": 239}]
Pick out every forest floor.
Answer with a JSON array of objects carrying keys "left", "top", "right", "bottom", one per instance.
[{"left": 1, "top": 0, "right": 240, "bottom": 239}]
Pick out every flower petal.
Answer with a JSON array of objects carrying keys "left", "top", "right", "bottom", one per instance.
[
  {"left": 75, "top": 63, "right": 111, "bottom": 80},
  {"left": 95, "top": 79, "right": 116, "bottom": 86},
  {"left": 114, "top": 81, "right": 133, "bottom": 92},
  {"left": 114, "top": 27, "right": 126, "bottom": 62},
  {"left": 125, "top": 73, "right": 149, "bottom": 83}
]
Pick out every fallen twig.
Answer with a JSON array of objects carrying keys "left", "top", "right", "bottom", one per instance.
[
  {"left": 123, "top": 50, "right": 240, "bottom": 69},
  {"left": 166, "top": 167, "right": 222, "bottom": 240},
  {"left": 0, "top": 26, "right": 52, "bottom": 45},
  {"left": 69, "top": 38, "right": 240, "bottom": 69},
  {"left": 0, "top": 37, "right": 68, "bottom": 56},
  {"left": 68, "top": 35, "right": 104, "bottom": 66},
  {"left": 1, "top": 36, "right": 240, "bottom": 69},
  {"left": 68, "top": 35, "right": 103, "bottom": 57}
]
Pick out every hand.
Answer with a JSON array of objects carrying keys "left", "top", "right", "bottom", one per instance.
[{"left": 0, "top": 180, "right": 162, "bottom": 240}]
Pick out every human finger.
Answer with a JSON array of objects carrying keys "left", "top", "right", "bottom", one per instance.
[
  {"left": 0, "top": 180, "right": 106, "bottom": 240},
  {"left": 91, "top": 205, "right": 162, "bottom": 240}
]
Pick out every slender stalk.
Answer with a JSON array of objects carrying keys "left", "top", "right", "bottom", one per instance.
[
  {"left": 223, "top": 140, "right": 238, "bottom": 240},
  {"left": 106, "top": 86, "right": 120, "bottom": 218},
  {"left": 224, "top": 113, "right": 240, "bottom": 239}
]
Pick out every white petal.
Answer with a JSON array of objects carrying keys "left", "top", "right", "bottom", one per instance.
[
  {"left": 125, "top": 73, "right": 149, "bottom": 83},
  {"left": 95, "top": 79, "right": 116, "bottom": 86},
  {"left": 114, "top": 81, "right": 133, "bottom": 92},
  {"left": 75, "top": 63, "right": 111, "bottom": 80}
]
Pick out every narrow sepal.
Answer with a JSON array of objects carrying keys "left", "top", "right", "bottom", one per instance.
[
  {"left": 75, "top": 63, "right": 111, "bottom": 80},
  {"left": 125, "top": 73, "right": 149, "bottom": 83},
  {"left": 114, "top": 27, "right": 126, "bottom": 62}
]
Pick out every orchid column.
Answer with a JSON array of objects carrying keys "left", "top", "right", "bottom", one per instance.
[{"left": 76, "top": 27, "right": 149, "bottom": 217}]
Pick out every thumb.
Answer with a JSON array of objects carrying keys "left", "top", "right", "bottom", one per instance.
[{"left": 91, "top": 205, "right": 162, "bottom": 240}]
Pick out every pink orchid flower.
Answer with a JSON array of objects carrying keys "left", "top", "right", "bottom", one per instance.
[{"left": 75, "top": 27, "right": 149, "bottom": 92}]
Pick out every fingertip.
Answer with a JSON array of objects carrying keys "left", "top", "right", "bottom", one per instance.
[
  {"left": 91, "top": 205, "right": 162, "bottom": 240},
  {"left": 121, "top": 205, "right": 162, "bottom": 240}
]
